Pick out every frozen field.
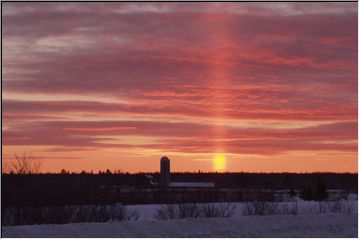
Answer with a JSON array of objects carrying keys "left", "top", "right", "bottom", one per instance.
[
  {"left": 3, "top": 213, "right": 357, "bottom": 237},
  {"left": 3, "top": 195, "right": 357, "bottom": 237},
  {"left": 126, "top": 199, "right": 358, "bottom": 220}
]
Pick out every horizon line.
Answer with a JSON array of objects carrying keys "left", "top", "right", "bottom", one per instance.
[{"left": 2, "top": 171, "right": 358, "bottom": 175}]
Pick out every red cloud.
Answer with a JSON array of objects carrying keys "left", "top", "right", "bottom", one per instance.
[
  {"left": 2, "top": 3, "right": 357, "bottom": 171},
  {"left": 3, "top": 120, "right": 357, "bottom": 155}
]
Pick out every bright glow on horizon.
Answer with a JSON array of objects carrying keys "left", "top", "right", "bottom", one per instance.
[{"left": 213, "top": 153, "right": 226, "bottom": 172}]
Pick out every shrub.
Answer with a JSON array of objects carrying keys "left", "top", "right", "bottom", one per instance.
[
  {"left": 154, "top": 203, "right": 237, "bottom": 220},
  {"left": 280, "top": 202, "right": 298, "bottom": 215},
  {"left": 300, "top": 181, "right": 328, "bottom": 201},
  {"left": 154, "top": 203, "right": 200, "bottom": 220},
  {"left": 300, "top": 187, "right": 313, "bottom": 201},
  {"left": 314, "top": 180, "right": 328, "bottom": 201},
  {"left": 201, "top": 203, "right": 236, "bottom": 218},
  {"left": 242, "top": 201, "right": 278, "bottom": 216},
  {"left": 321, "top": 200, "right": 354, "bottom": 214},
  {"left": 288, "top": 189, "right": 296, "bottom": 197},
  {"left": 154, "top": 204, "right": 177, "bottom": 220},
  {"left": 335, "top": 191, "right": 350, "bottom": 201},
  {"left": 178, "top": 203, "right": 201, "bottom": 219},
  {"left": 42, "top": 206, "right": 73, "bottom": 224},
  {"left": 3, "top": 203, "right": 139, "bottom": 226}
]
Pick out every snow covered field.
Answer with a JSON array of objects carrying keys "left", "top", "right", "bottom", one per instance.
[
  {"left": 3, "top": 198, "right": 357, "bottom": 226},
  {"left": 3, "top": 213, "right": 357, "bottom": 237},
  {"left": 126, "top": 199, "right": 358, "bottom": 220},
  {"left": 3, "top": 199, "right": 358, "bottom": 237}
]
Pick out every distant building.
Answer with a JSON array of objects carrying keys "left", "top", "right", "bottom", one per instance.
[
  {"left": 137, "top": 157, "right": 215, "bottom": 189},
  {"left": 160, "top": 156, "right": 170, "bottom": 187},
  {"left": 159, "top": 156, "right": 215, "bottom": 188}
]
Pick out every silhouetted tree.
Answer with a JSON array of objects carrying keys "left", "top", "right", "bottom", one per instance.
[
  {"left": 300, "top": 187, "right": 313, "bottom": 201},
  {"left": 11, "top": 152, "right": 42, "bottom": 174},
  {"left": 2, "top": 158, "right": 11, "bottom": 174},
  {"left": 288, "top": 188, "right": 296, "bottom": 197},
  {"left": 314, "top": 179, "right": 328, "bottom": 201}
]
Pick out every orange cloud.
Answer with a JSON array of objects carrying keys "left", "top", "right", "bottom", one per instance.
[{"left": 2, "top": 2, "right": 357, "bottom": 172}]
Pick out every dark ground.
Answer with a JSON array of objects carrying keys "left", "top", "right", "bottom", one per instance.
[{"left": 2, "top": 172, "right": 357, "bottom": 207}]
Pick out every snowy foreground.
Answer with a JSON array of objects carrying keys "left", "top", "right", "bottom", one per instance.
[
  {"left": 126, "top": 199, "right": 358, "bottom": 220},
  {"left": 3, "top": 213, "right": 357, "bottom": 237}
]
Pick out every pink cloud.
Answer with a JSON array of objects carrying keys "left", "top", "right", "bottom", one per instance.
[
  {"left": 2, "top": 3, "right": 357, "bottom": 171},
  {"left": 3, "top": 120, "right": 357, "bottom": 155}
]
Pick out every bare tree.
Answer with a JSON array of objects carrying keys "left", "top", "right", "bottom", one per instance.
[
  {"left": 2, "top": 160, "right": 11, "bottom": 174},
  {"left": 2, "top": 152, "right": 11, "bottom": 174},
  {"left": 12, "top": 152, "right": 43, "bottom": 174}
]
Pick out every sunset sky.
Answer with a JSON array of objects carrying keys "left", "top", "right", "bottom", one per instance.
[{"left": 2, "top": 2, "right": 358, "bottom": 173}]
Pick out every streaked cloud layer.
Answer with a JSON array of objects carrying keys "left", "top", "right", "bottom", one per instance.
[{"left": 3, "top": 2, "right": 357, "bottom": 173}]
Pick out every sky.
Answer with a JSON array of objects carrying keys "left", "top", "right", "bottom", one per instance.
[{"left": 2, "top": 2, "right": 358, "bottom": 173}]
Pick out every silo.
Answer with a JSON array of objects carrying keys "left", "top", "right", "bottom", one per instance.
[{"left": 160, "top": 156, "right": 170, "bottom": 187}]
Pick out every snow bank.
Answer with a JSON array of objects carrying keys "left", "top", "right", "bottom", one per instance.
[
  {"left": 126, "top": 200, "right": 357, "bottom": 220},
  {"left": 3, "top": 213, "right": 357, "bottom": 237}
]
